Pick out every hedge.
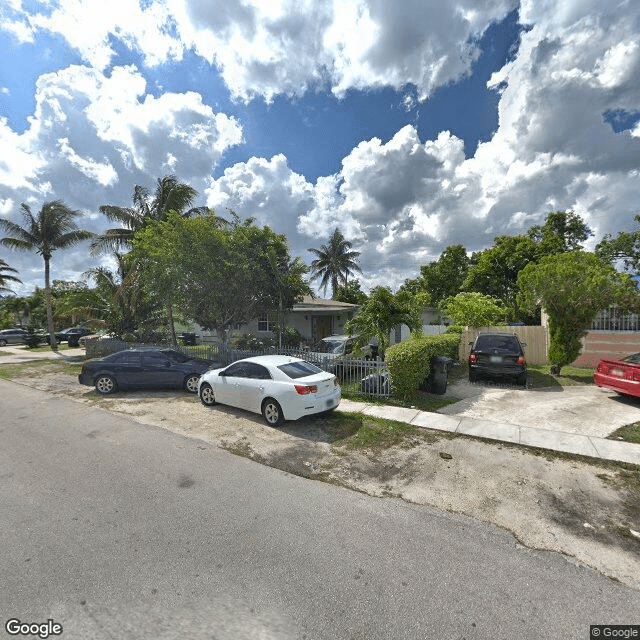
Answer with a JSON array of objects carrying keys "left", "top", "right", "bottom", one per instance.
[{"left": 385, "top": 333, "right": 461, "bottom": 399}]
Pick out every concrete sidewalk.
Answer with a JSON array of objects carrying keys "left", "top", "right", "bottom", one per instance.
[{"left": 338, "top": 398, "right": 640, "bottom": 465}]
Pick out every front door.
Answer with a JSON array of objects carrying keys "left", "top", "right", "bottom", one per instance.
[{"left": 312, "top": 316, "right": 332, "bottom": 342}]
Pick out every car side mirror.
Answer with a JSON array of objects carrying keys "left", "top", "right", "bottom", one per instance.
[
  {"left": 219, "top": 370, "right": 227, "bottom": 377},
  {"left": 468, "top": 341, "right": 474, "bottom": 346}
]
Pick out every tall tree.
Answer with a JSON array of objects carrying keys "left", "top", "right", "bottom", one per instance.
[
  {"left": 308, "top": 228, "right": 362, "bottom": 298},
  {"left": 462, "top": 235, "right": 539, "bottom": 321},
  {"left": 517, "top": 251, "right": 637, "bottom": 374},
  {"left": 92, "top": 175, "right": 210, "bottom": 344},
  {"left": 0, "top": 258, "right": 21, "bottom": 295},
  {"left": 527, "top": 210, "right": 593, "bottom": 254},
  {"left": 595, "top": 214, "right": 640, "bottom": 274},
  {"left": 0, "top": 201, "right": 93, "bottom": 349},
  {"left": 415, "top": 244, "right": 470, "bottom": 306}
]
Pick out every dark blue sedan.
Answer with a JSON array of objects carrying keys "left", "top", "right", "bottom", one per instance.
[{"left": 78, "top": 348, "right": 216, "bottom": 395}]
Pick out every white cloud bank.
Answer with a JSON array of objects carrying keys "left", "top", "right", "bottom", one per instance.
[{"left": 1, "top": 0, "right": 640, "bottom": 294}]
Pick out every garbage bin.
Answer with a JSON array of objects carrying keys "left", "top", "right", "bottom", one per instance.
[
  {"left": 426, "top": 356, "right": 454, "bottom": 395},
  {"left": 178, "top": 332, "right": 197, "bottom": 346}
]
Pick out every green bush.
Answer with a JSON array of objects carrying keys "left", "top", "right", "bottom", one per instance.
[
  {"left": 385, "top": 333, "right": 460, "bottom": 399},
  {"left": 445, "top": 325, "right": 464, "bottom": 334},
  {"left": 231, "top": 333, "right": 274, "bottom": 350}
]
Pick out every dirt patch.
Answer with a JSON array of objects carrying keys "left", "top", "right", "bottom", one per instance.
[{"left": 12, "top": 369, "right": 640, "bottom": 590}]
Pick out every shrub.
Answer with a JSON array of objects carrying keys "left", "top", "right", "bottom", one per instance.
[
  {"left": 445, "top": 325, "right": 464, "bottom": 334},
  {"left": 231, "top": 333, "right": 274, "bottom": 350},
  {"left": 385, "top": 333, "right": 460, "bottom": 399}
]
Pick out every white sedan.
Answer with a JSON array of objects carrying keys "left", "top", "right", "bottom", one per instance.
[{"left": 198, "top": 355, "right": 341, "bottom": 426}]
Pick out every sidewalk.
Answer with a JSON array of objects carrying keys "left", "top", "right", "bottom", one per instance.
[
  {"left": 0, "top": 344, "right": 86, "bottom": 363},
  {"left": 338, "top": 398, "right": 640, "bottom": 466}
]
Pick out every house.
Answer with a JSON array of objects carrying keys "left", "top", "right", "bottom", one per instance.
[{"left": 194, "top": 295, "right": 360, "bottom": 345}]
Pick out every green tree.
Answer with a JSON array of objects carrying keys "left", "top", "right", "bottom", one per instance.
[
  {"left": 308, "top": 228, "right": 362, "bottom": 298},
  {"left": 92, "top": 175, "right": 213, "bottom": 344},
  {"left": 462, "top": 235, "right": 539, "bottom": 321},
  {"left": 595, "top": 214, "right": 640, "bottom": 274},
  {"left": 517, "top": 251, "right": 636, "bottom": 374},
  {"left": 413, "top": 245, "right": 470, "bottom": 306},
  {"left": 527, "top": 210, "right": 592, "bottom": 254},
  {"left": 334, "top": 279, "right": 368, "bottom": 305},
  {"left": 0, "top": 201, "right": 93, "bottom": 349},
  {"left": 0, "top": 258, "right": 21, "bottom": 295},
  {"left": 346, "top": 286, "right": 424, "bottom": 355},
  {"left": 132, "top": 213, "right": 307, "bottom": 344},
  {"left": 441, "top": 292, "right": 507, "bottom": 327}
]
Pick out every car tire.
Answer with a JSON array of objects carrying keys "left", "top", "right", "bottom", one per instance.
[
  {"left": 516, "top": 373, "right": 527, "bottom": 387},
  {"left": 199, "top": 382, "right": 217, "bottom": 406},
  {"left": 184, "top": 374, "right": 201, "bottom": 394},
  {"left": 262, "top": 398, "right": 284, "bottom": 427},
  {"left": 95, "top": 375, "right": 117, "bottom": 395},
  {"left": 468, "top": 371, "right": 477, "bottom": 383},
  {"left": 0, "top": 339, "right": 7, "bottom": 347}
]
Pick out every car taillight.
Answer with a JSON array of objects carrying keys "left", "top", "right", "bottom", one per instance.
[
  {"left": 295, "top": 384, "right": 318, "bottom": 395},
  {"left": 517, "top": 356, "right": 525, "bottom": 364},
  {"left": 469, "top": 354, "right": 476, "bottom": 363},
  {"left": 631, "top": 368, "right": 640, "bottom": 382}
]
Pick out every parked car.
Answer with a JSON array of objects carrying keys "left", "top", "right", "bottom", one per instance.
[
  {"left": 468, "top": 332, "right": 527, "bottom": 386},
  {"left": 198, "top": 355, "right": 341, "bottom": 426},
  {"left": 56, "top": 326, "right": 93, "bottom": 347},
  {"left": 0, "top": 328, "right": 30, "bottom": 346},
  {"left": 594, "top": 353, "right": 640, "bottom": 397},
  {"left": 78, "top": 348, "right": 214, "bottom": 395}
]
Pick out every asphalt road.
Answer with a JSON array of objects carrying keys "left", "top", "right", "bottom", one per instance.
[{"left": 1, "top": 379, "right": 638, "bottom": 640}]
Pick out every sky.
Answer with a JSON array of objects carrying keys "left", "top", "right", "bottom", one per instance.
[{"left": 0, "top": 0, "right": 639, "bottom": 298}]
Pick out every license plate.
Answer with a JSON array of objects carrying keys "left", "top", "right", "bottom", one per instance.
[
  {"left": 490, "top": 356, "right": 503, "bottom": 363},
  {"left": 611, "top": 368, "right": 623, "bottom": 376}
]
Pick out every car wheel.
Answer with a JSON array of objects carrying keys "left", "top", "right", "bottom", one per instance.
[
  {"left": 184, "top": 374, "right": 201, "bottom": 394},
  {"left": 262, "top": 398, "right": 284, "bottom": 427},
  {"left": 199, "top": 382, "right": 217, "bottom": 406},
  {"left": 95, "top": 375, "right": 116, "bottom": 395},
  {"left": 0, "top": 339, "right": 7, "bottom": 346},
  {"left": 468, "top": 371, "right": 477, "bottom": 383},
  {"left": 516, "top": 373, "right": 527, "bottom": 387}
]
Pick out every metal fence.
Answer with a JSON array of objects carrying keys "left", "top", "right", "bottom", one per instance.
[
  {"left": 591, "top": 306, "right": 640, "bottom": 331},
  {"left": 84, "top": 338, "right": 391, "bottom": 397}
]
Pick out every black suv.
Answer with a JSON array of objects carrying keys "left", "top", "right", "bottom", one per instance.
[{"left": 468, "top": 332, "right": 527, "bottom": 386}]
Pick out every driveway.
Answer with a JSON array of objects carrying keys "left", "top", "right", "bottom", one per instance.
[{"left": 438, "top": 377, "right": 640, "bottom": 438}]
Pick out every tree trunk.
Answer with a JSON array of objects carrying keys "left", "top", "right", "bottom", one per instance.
[
  {"left": 44, "top": 257, "right": 58, "bottom": 351},
  {"left": 166, "top": 296, "right": 177, "bottom": 347}
]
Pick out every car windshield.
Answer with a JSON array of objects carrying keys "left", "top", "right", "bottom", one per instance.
[
  {"left": 159, "top": 349, "right": 190, "bottom": 363},
  {"left": 474, "top": 335, "right": 520, "bottom": 352},
  {"left": 278, "top": 361, "right": 324, "bottom": 379},
  {"left": 622, "top": 353, "right": 640, "bottom": 364},
  {"left": 315, "top": 339, "right": 345, "bottom": 354}
]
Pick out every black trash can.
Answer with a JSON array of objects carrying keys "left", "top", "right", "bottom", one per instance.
[{"left": 424, "top": 356, "right": 453, "bottom": 395}]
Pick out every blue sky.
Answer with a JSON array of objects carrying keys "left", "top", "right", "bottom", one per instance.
[{"left": 1, "top": 1, "right": 639, "bottom": 297}]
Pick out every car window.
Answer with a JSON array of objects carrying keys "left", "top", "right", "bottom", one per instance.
[
  {"left": 224, "top": 362, "right": 249, "bottom": 377},
  {"left": 142, "top": 352, "right": 171, "bottom": 367},
  {"left": 161, "top": 349, "right": 189, "bottom": 363},
  {"left": 278, "top": 361, "right": 323, "bottom": 379},
  {"left": 243, "top": 363, "right": 272, "bottom": 380},
  {"left": 474, "top": 335, "right": 521, "bottom": 351},
  {"left": 110, "top": 352, "right": 141, "bottom": 364},
  {"left": 622, "top": 353, "right": 640, "bottom": 364}
]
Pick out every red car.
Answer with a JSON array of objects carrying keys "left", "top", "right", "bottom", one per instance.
[{"left": 594, "top": 353, "right": 640, "bottom": 397}]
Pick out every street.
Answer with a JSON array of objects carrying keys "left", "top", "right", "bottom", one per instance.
[{"left": 1, "top": 379, "right": 638, "bottom": 639}]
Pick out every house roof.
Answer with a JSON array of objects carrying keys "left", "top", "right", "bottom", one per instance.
[{"left": 291, "top": 295, "right": 359, "bottom": 313}]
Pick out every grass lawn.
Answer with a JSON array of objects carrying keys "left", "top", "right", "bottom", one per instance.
[
  {"left": 608, "top": 422, "right": 640, "bottom": 445},
  {"left": 0, "top": 360, "right": 82, "bottom": 379},
  {"left": 527, "top": 364, "right": 595, "bottom": 388}
]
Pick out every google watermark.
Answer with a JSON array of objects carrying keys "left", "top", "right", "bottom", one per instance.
[
  {"left": 591, "top": 626, "right": 640, "bottom": 639},
  {"left": 5, "top": 619, "right": 63, "bottom": 639}
]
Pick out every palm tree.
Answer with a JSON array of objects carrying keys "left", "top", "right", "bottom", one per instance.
[
  {"left": 91, "top": 175, "right": 210, "bottom": 345},
  {"left": 90, "top": 174, "right": 208, "bottom": 255},
  {"left": 0, "top": 201, "right": 93, "bottom": 349},
  {"left": 308, "top": 228, "right": 362, "bottom": 298},
  {"left": 0, "top": 258, "right": 21, "bottom": 295}
]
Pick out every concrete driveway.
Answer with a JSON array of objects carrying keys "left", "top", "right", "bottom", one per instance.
[{"left": 438, "top": 378, "right": 640, "bottom": 438}]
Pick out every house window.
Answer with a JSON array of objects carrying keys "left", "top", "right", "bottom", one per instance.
[{"left": 258, "top": 315, "right": 274, "bottom": 332}]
